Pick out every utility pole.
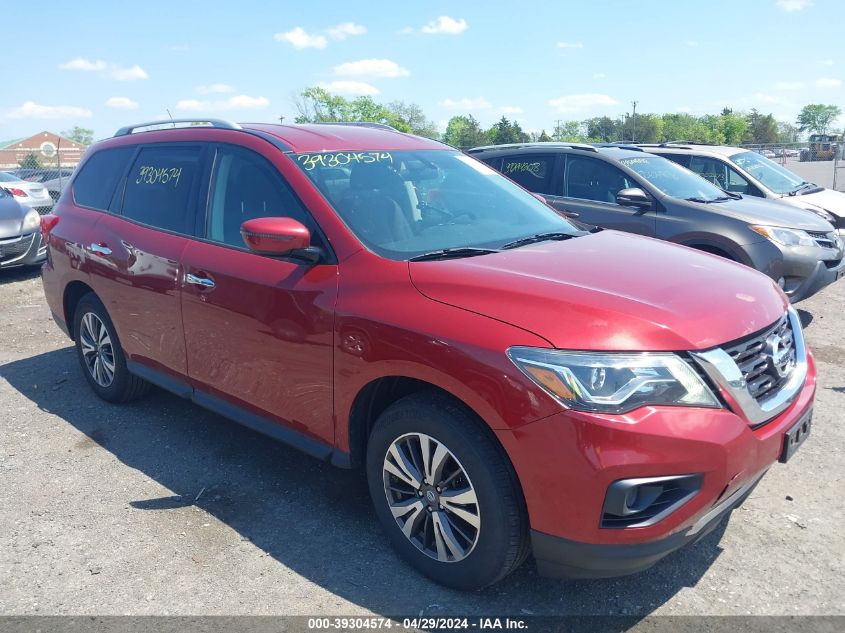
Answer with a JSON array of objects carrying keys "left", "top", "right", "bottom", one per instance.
[
  {"left": 555, "top": 119, "right": 562, "bottom": 141},
  {"left": 278, "top": 115, "right": 285, "bottom": 124},
  {"left": 631, "top": 101, "right": 638, "bottom": 142}
]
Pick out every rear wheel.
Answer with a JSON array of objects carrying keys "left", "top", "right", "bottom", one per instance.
[
  {"left": 366, "top": 393, "right": 529, "bottom": 590},
  {"left": 73, "top": 293, "right": 149, "bottom": 403}
]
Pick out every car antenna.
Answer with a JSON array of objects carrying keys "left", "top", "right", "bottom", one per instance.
[{"left": 166, "top": 109, "right": 175, "bottom": 128}]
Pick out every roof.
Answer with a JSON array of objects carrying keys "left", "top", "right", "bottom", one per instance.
[
  {"left": 639, "top": 143, "right": 744, "bottom": 157},
  {"left": 0, "top": 138, "right": 24, "bottom": 149},
  {"left": 241, "top": 123, "right": 444, "bottom": 153}
]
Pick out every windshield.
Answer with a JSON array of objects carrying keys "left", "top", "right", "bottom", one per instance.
[
  {"left": 729, "top": 151, "right": 805, "bottom": 195},
  {"left": 294, "top": 149, "right": 580, "bottom": 260},
  {"left": 0, "top": 172, "right": 24, "bottom": 183},
  {"left": 617, "top": 155, "right": 728, "bottom": 201}
]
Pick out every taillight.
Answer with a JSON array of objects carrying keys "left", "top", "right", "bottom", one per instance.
[
  {"left": 40, "top": 214, "right": 59, "bottom": 239},
  {"left": 9, "top": 188, "right": 28, "bottom": 197}
]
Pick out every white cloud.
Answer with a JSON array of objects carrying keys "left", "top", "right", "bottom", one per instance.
[
  {"left": 593, "top": 72, "right": 607, "bottom": 79},
  {"left": 676, "top": 106, "right": 692, "bottom": 113},
  {"left": 439, "top": 97, "right": 492, "bottom": 110},
  {"left": 776, "top": 0, "right": 813, "bottom": 11},
  {"left": 59, "top": 57, "right": 107, "bottom": 71},
  {"left": 548, "top": 93, "right": 618, "bottom": 113},
  {"left": 686, "top": 40, "right": 699, "bottom": 47},
  {"left": 421, "top": 16, "right": 468, "bottom": 35},
  {"left": 6, "top": 101, "right": 92, "bottom": 120},
  {"left": 556, "top": 41, "right": 584, "bottom": 49},
  {"left": 105, "top": 96, "right": 139, "bottom": 110},
  {"left": 59, "top": 57, "right": 147, "bottom": 81},
  {"left": 397, "top": 26, "right": 414, "bottom": 35},
  {"left": 816, "top": 77, "right": 842, "bottom": 88},
  {"left": 499, "top": 105, "right": 523, "bottom": 114},
  {"left": 775, "top": 81, "right": 805, "bottom": 90},
  {"left": 319, "top": 80, "right": 379, "bottom": 96},
  {"left": 753, "top": 92, "right": 788, "bottom": 104},
  {"left": 175, "top": 94, "right": 270, "bottom": 112},
  {"left": 334, "top": 58, "right": 409, "bottom": 78},
  {"left": 196, "top": 83, "right": 235, "bottom": 94},
  {"left": 819, "top": 59, "right": 834, "bottom": 66},
  {"left": 274, "top": 27, "right": 327, "bottom": 49},
  {"left": 327, "top": 22, "right": 366, "bottom": 40},
  {"left": 109, "top": 65, "right": 148, "bottom": 81}
]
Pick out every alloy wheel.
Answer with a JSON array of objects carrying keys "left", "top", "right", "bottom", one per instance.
[
  {"left": 79, "top": 312, "right": 115, "bottom": 388},
  {"left": 382, "top": 432, "right": 481, "bottom": 563}
]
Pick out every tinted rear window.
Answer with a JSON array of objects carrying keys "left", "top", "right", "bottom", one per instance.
[
  {"left": 73, "top": 147, "right": 134, "bottom": 211},
  {"left": 500, "top": 155, "right": 555, "bottom": 193},
  {"left": 122, "top": 145, "right": 203, "bottom": 234}
]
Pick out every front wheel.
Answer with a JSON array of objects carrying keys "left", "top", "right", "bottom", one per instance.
[
  {"left": 73, "top": 293, "right": 150, "bottom": 403},
  {"left": 366, "top": 393, "right": 529, "bottom": 590}
]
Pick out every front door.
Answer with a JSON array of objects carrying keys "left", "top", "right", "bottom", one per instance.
[
  {"left": 180, "top": 144, "right": 338, "bottom": 446},
  {"left": 552, "top": 155, "right": 656, "bottom": 236}
]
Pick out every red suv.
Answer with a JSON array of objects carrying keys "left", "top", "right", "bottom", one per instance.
[{"left": 40, "top": 120, "right": 815, "bottom": 589}]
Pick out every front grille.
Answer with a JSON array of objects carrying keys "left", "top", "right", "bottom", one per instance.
[
  {"left": 723, "top": 315, "right": 796, "bottom": 403},
  {"left": 807, "top": 230, "right": 838, "bottom": 249},
  {"left": 0, "top": 234, "right": 34, "bottom": 262},
  {"left": 826, "top": 258, "right": 843, "bottom": 269}
]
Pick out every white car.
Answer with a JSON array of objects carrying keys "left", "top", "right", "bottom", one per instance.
[
  {"left": 638, "top": 143, "right": 845, "bottom": 235},
  {"left": 0, "top": 171, "right": 54, "bottom": 214}
]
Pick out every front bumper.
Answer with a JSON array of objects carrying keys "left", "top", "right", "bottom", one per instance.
[
  {"left": 496, "top": 352, "right": 816, "bottom": 579},
  {"left": 781, "top": 253, "right": 845, "bottom": 302},
  {"left": 0, "top": 231, "right": 44, "bottom": 268}
]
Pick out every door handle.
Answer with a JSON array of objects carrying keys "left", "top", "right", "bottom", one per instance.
[
  {"left": 185, "top": 273, "right": 216, "bottom": 289},
  {"left": 89, "top": 243, "right": 112, "bottom": 256},
  {"left": 563, "top": 210, "right": 580, "bottom": 218}
]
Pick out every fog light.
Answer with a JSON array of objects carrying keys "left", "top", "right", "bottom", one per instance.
[{"left": 601, "top": 474, "right": 702, "bottom": 528}]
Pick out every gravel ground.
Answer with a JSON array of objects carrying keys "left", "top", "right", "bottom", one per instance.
[{"left": 0, "top": 265, "right": 843, "bottom": 617}]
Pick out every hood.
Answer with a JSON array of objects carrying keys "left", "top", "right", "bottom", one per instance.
[
  {"left": 410, "top": 231, "right": 787, "bottom": 352},
  {"left": 690, "top": 194, "right": 835, "bottom": 232},
  {"left": 787, "top": 188, "right": 845, "bottom": 224},
  {"left": 0, "top": 195, "right": 26, "bottom": 238}
]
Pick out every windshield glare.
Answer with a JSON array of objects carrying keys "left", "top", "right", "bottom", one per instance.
[
  {"left": 730, "top": 151, "right": 804, "bottom": 195},
  {"left": 618, "top": 155, "right": 727, "bottom": 201},
  {"left": 294, "top": 150, "right": 580, "bottom": 259}
]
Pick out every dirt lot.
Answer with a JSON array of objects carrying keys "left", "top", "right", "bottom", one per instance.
[{"left": 0, "top": 264, "right": 843, "bottom": 617}]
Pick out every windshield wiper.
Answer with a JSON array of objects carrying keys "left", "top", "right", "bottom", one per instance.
[
  {"left": 501, "top": 232, "right": 578, "bottom": 250},
  {"left": 788, "top": 181, "right": 815, "bottom": 196},
  {"left": 710, "top": 194, "right": 739, "bottom": 202},
  {"left": 408, "top": 247, "right": 500, "bottom": 262},
  {"left": 684, "top": 197, "right": 712, "bottom": 204}
]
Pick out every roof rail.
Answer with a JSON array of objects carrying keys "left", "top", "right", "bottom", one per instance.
[
  {"left": 114, "top": 118, "right": 242, "bottom": 137},
  {"left": 311, "top": 121, "right": 399, "bottom": 132},
  {"left": 593, "top": 143, "right": 643, "bottom": 152},
  {"left": 466, "top": 142, "right": 597, "bottom": 153}
]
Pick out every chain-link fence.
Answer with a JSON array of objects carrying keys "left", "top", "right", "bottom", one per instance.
[{"left": 739, "top": 140, "right": 845, "bottom": 192}]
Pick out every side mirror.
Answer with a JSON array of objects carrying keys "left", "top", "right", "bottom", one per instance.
[
  {"left": 240, "top": 217, "right": 323, "bottom": 263},
  {"left": 616, "top": 187, "right": 652, "bottom": 210}
]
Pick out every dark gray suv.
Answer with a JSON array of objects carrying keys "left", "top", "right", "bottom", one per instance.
[{"left": 469, "top": 143, "right": 844, "bottom": 302}]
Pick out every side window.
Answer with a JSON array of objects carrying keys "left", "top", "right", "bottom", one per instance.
[
  {"left": 565, "top": 157, "right": 634, "bottom": 203},
  {"left": 122, "top": 145, "right": 203, "bottom": 234},
  {"left": 660, "top": 153, "right": 690, "bottom": 168},
  {"left": 500, "top": 154, "right": 555, "bottom": 193},
  {"left": 72, "top": 147, "right": 135, "bottom": 211},
  {"left": 207, "top": 146, "right": 316, "bottom": 248},
  {"left": 725, "top": 164, "right": 751, "bottom": 194},
  {"left": 688, "top": 156, "right": 729, "bottom": 190}
]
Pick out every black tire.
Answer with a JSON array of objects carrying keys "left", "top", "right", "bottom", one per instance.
[
  {"left": 366, "top": 392, "right": 529, "bottom": 590},
  {"left": 73, "top": 293, "right": 150, "bottom": 403}
]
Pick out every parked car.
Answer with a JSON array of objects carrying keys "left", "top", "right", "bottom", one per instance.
[
  {"left": 10, "top": 168, "right": 74, "bottom": 184},
  {"left": 0, "top": 171, "right": 55, "bottom": 215},
  {"left": 42, "top": 119, "right": 816, "bottom": 589},
  {"left": 0, "top": 186, "right": 45, "bottom": 269},
  {"left": 41, "top": 172, "right": 76, "bottom": 202},
  {"left": 470, "top": 143, "right": 844, "bottom": 302},
  {"left": 638, "top": 143, "right": 845, "bottom": 234}
]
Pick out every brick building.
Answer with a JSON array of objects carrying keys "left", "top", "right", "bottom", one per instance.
[{"left": 0, "top": 131, "right": 86, "bottom": 169}]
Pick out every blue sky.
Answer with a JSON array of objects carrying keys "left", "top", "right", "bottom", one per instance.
[{"left": 2, "top": 0, "right": 843, "bottom": 140}]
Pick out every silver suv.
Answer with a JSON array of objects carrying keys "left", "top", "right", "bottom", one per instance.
[{"left": 0, "top": 187, "right": 44, "bottom": 269}]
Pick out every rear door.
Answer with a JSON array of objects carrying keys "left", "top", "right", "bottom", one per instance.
[
  {"left": 89, "top": 142, "right": 209, "bottom": 383},
  {"left": 552, "top": 155, "right": 656, "bottom": 236},
  {"left": 179, "top": 143, "right": 338, "bottom": 447}
]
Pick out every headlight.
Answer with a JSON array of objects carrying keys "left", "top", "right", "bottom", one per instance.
[
  {"left": 22, "top": 209, "right": 40, "bottom": 232},
  {"left": 751, "top": 225, "right": 818, "bottom": 247},
  {"left": 508, "top": 347, "right": 720, "bottom": 414}
]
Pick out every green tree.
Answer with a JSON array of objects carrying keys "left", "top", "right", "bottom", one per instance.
[
  {"left": 553, "top": 120, "right": 584, "bottom": 142},
  {"left": 622, "top": 113, "right": 662, "bottom": 143},
  {"left": 60, "top": 126, "right": 94, "bottom": 145},
  {"left": 743, "top": 109, "right": 779, "bottom": 145},
  {"left": 718, "top": 113, "right": 748, "bottom": 145},
  {"left": 486, "top": 116, "right": 529, "bottom": 145},
  {"left": 796, "top": 104, "right": 842, "bottom": 134},
  {"left": 385, "top": 101, "right": 439, "bottom": 139},
  {"left": 442, "top": 115, "right": 488, "bottom": 149},
  {"left": 18, "top": 153, "right": 43, "bottom": 169},
  {"left": 584, "top": 116, "right": 620, "bottom": 142},
  {"left": 777, "top": 121, "right": 800, "bottom": 144},
  {"left": 536, "top": 129, "right": 552, "bottom": 142}
]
